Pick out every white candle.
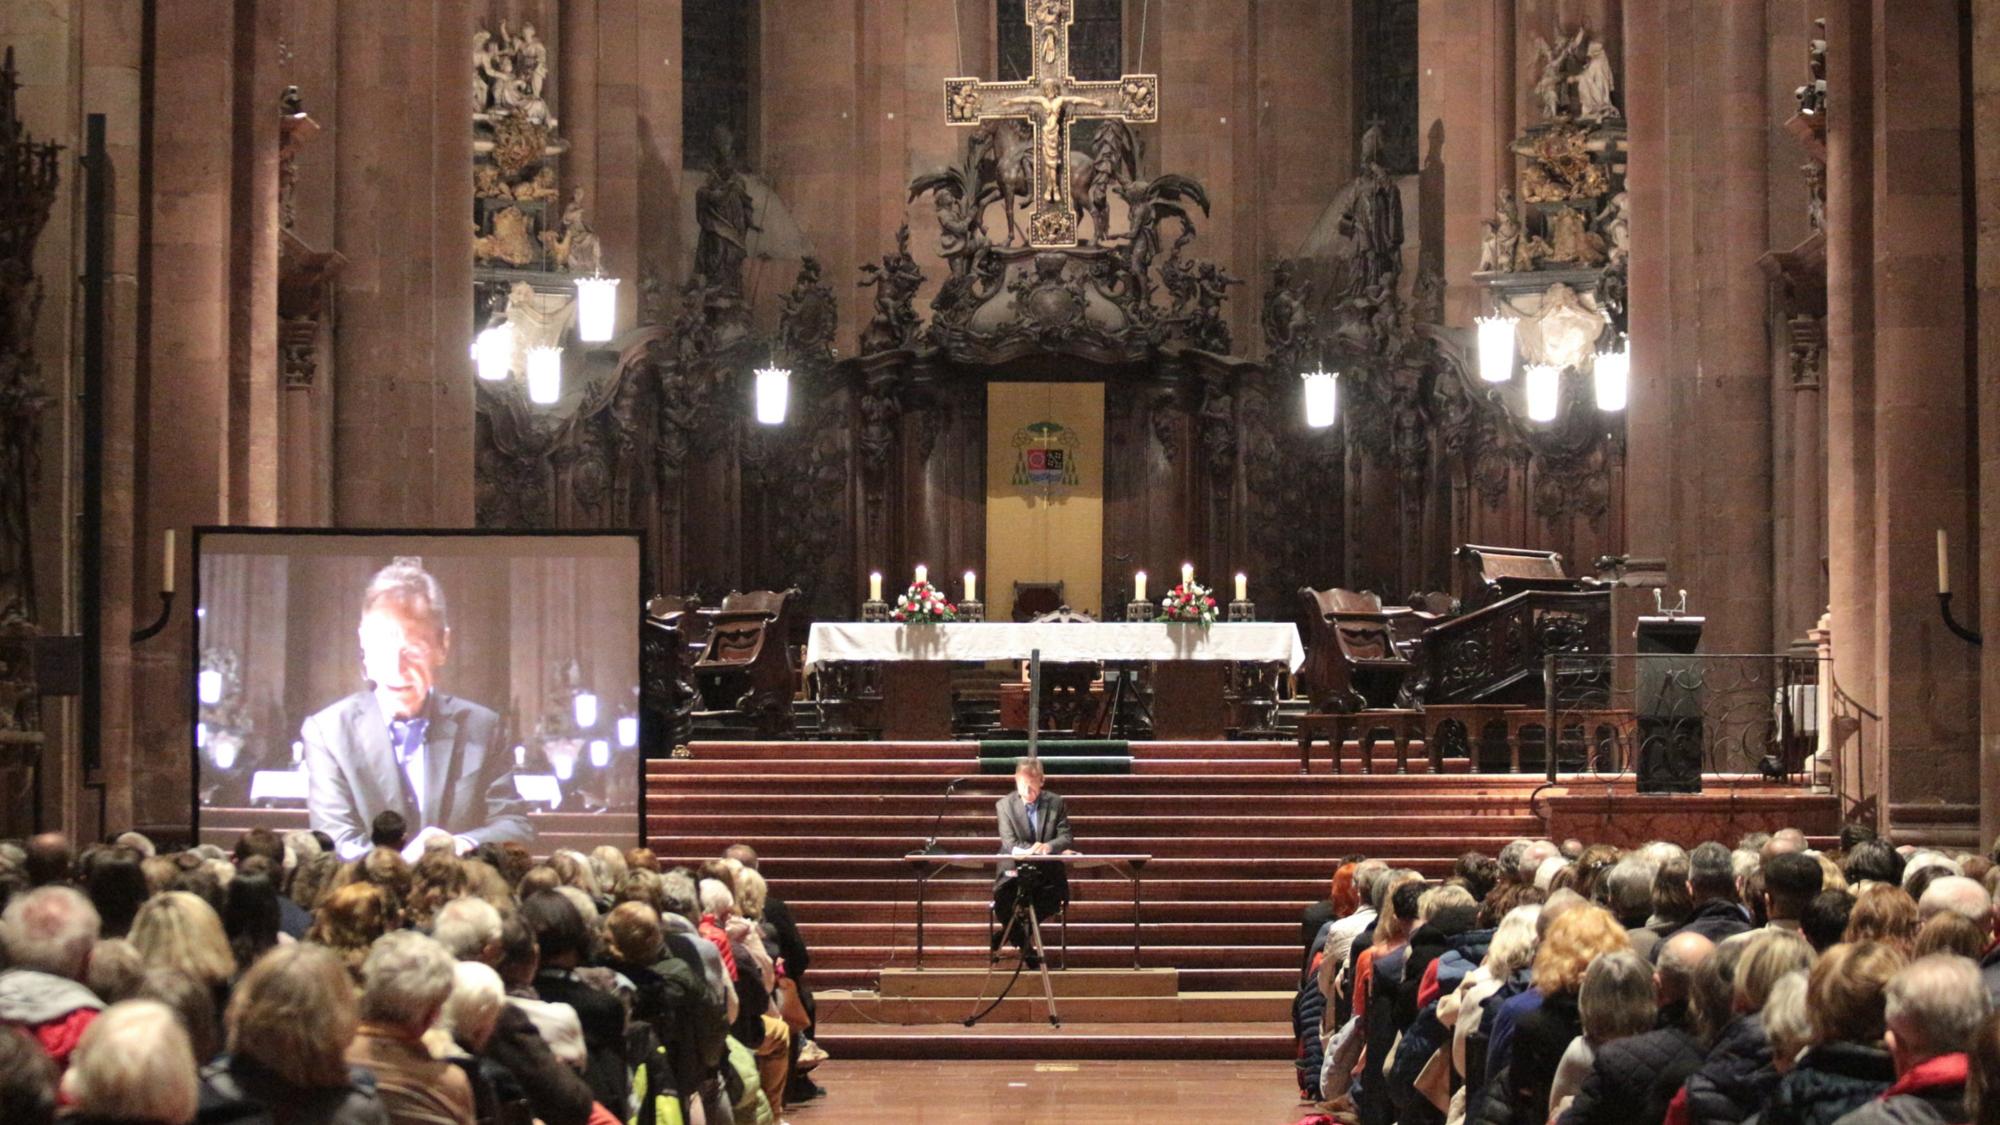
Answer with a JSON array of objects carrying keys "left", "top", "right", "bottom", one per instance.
[
  {"left": 162, "top": 528, "right": 175, "bottom": 594},
  {"left": 1134, "top": 571, "right": 1147, "bottom": 602},
  {"left": 1181, "top": 562, "right": 1194, "bottom": 588},
  {"left": 914, "top": 564, "right": 928, "bottom": 587},
  {"left": 964, "top": 571, "right": 977, "bottom": 603},
  {"left": 1235, "top": 572, "right": 1248, "bottom": 602},
  {"left": 1938, "top": 529, "right": 1950, "bottom": 595},
  {"left": 869, "top": 571, "right": 883, "bottom": 602}
]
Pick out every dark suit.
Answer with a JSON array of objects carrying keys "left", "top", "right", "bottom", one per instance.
[
  {"left": 994, "top": 791, "right": 1072, "bottom": 949},
  {"left": 302, "top": 690, "right": 534, "bottom": 859}
]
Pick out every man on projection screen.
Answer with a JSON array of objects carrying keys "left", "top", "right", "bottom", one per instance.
[{"left": 301, "top": 558, "right": 534, "bottom": 860}]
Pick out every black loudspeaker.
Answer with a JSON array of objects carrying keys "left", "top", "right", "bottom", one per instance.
[{"left": 1634, "top": 614, "right": 1705, "bottom": 794}]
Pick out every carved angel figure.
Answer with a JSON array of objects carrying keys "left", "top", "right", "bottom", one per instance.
[
  {"left": 1478, "top": 189, "right": 1524, "bottom": 274},
  {"left": 1572, "top": 41, "right": 1618, "bottom": 120}
]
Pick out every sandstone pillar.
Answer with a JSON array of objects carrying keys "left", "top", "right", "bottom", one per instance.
[
  {"left": 1820, "top": 0, "right": 1878, "bottom": 817},
  {"left": 1868, "top": 0, "right": 1977, "bottom": 822},
  {"left": 331, "top": 0, "right": 476, "bottom": 526},
  {"left": 1976, "top": 0, "right": 2000, "bottom": 846}
]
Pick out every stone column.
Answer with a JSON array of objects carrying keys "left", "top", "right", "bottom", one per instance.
[
  {"left": 331, "top": 0, "right": 476, "bottom": 526},
  {"left": 1622, "top": 0, "right": 1669, "bottom": 555},
  {"left": 1819, "top": 0, "right": 1878, "bottom": 817},
  {"left": 1420, "top": 0, "right": 1512, "bottom": 326},
  {"left": 226, "top": 0, "right": 282, "bottom": 525},
  {"left": 1867, "top": 0, "right": 1976, "bottom": 823},
  {"left": 1976, "top": 0, "right": 2000, "bottom": 846}
]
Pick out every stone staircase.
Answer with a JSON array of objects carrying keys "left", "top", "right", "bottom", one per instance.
[{"left": 645, "top": 737, "right": 1549, "bottom": 1058}]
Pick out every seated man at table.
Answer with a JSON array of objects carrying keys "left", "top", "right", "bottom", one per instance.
[{"left": 993, "top": 757, "right": 1074, "bottom": 967}]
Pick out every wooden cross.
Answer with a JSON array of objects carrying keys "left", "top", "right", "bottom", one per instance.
[{"left": 943, "top": 0, "right": 1159, "bottom": 248}]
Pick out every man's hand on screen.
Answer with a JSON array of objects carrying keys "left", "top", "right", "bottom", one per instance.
[
  {"left": 1031, "top": 842, "right": 1052, "bottom": 855},
  {"left": 401, "top": 826, "right": 452, "bottom": 863}
]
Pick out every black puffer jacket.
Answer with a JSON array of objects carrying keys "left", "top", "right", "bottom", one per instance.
[
  {"left": 1760, "top": 1042, "right": 1897, "bottom": 1125},
  {"left": 1505, "top": 989, "right": 1582, "bottom": 1125},
  {"left": 1293, "top": 954, "right": 1328, "bottom": 1100},
  {"left": 1559, "top": 1026, "right": 1705, "bottom": 1125},
  {"left": 1685, "top": 1014, "right": 1778, "bottom": 1125}
]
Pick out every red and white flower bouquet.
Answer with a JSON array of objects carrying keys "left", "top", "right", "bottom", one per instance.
[
  {"left": 892, "top": 579, "right": 959, "bottom": 623},
  {"left": 1159, "top": 581, "right": 1217, "bottom": 625}
]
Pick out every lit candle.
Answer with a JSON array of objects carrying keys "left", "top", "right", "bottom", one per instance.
[
  {"left": 162, "top": 529, "right": 175, "bottom": 594},
  {"left": 1938, "top": 529, "right": 1950, "bottom": 595},
  {"left": 1134, "top": 571, "right": 1147, "bottom": 602},
  {"left": 869, "top": 571, "right": 883, "bottom": 602},
  {"left": 914, "top": 563, "right": 928, "bottom": 587},
  {"left": 1235, "top": 572, "right": 1248, "bottom": 602},
  {"left": 964, "top": 570, "right": 977, "bottom": 603},
  {"left": 1181, "top": 562, "right": 1194, "bottom": 588}
]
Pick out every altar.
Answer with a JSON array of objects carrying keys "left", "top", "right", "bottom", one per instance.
[{"left": 806, "top": 621, "right": 1305, "bottom": 740}]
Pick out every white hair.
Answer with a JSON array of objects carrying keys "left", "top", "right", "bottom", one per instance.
[
  {"left": 1534, "top": 855, "right": 1571, "bottom": 891},
  {"left": 1636, "top": 841, "right": 1688, "bottom": 869},
  {"left": 1917, "top": 875, "right": 1990, "bottom": 922},
  {"left": 111, "top": 831, "right": 156, "bottom": 859},
  {"left": 359, "top": 931, "right": 458, "bottom": 1030},
  {"left": 1886, "top": 954, "right": 1991, "bottom": 1059},
  {"left": 60, "top": 1000, "right": 198, "bottom": 1122},
  {"left": 554, "top": 886, "right": 599, "bottom": 930},
  {"left": 1763, "top": 969, "right": 1812, "bottom": 1065},
  {"left": 280, "top": 829, "right": 322, "bottom": 874},
  {"left": 1483, "top": 904, "right": 1543, "bottom": 975},
  {"left": 430, "top": 896, "right": 503, "bottom": 960},
  {"left": 1903, "top": 852, "right": 1963, "bottom": 891},
  {"left": 699, "top": 878, "right": 736, "bottom": 919},
  {"left": 1, "top": 885, "right": 101, "bottom": 978},
  {"left": 440, "top": 960, "right": 507, "bottom": 1051},
  {"left": 1518, "top": 840, "right": 1560, "bottom": 879},
  {"left": 1731, "top": 849, "right": 1762, "bottom": 881}
]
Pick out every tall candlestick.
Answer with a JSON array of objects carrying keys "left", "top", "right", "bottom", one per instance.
[
  {"left": 914, "top": 564, "right": 928, "bottom": 587},
  {"left": 964, "top": 571, "right": 977, "bottom": 603},
  {"left": 1134, "top": 571, "right": 1147, "bottom": 602},
  {"left": 1235, "top": 572, "right": 1248, "bottom": 602},
  {"left": 1938, "top": 529, "right": 1950, "bottom": 595},
  {"left": 869, "top": 571, "right": 883, "bottom": 602},
  {"left": 162, "top": 528, "right": 176, "bottom": 594},
  {"left": 1181, "top": 562, "right": 1194, "bottom": 588}
]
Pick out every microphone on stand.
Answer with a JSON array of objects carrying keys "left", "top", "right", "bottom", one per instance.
[{"left": 918, "top": 775, "right": 972, "bottom": 855}]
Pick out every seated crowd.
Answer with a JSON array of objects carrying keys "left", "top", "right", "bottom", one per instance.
[
  {"left": 0, "top": 814, "right": 824, "bottom": 1125},
  {"left": 1295, "top": 828, "right": 2000, "bottom": 1125}
]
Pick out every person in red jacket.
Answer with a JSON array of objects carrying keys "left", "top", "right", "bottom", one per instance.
[{"left": 0, "top": 886, "right": 104, "bottom": 1071}]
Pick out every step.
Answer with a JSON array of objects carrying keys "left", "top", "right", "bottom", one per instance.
[
  {"left": 802, "top": 943, "right": 1301, "bottom": 969},
  {"left": 794, "top": 899, "right": 1317, "bottom": 923},
  {"left": 644, "top": 771, "right": 1549, "bottom": 795},
  {"left": 811, "top": 1019, "right": 1295, "bottom": 1060},
  {"left": 650, "top": 813, "right": 1540, "bottom": 837},
  {"left": 877, "top": 967, "right": 1179, "bottom": 998},
  {"left": 797, "top": 920, "right": 1299, "bottom": 947},
  {"left": 654, "top": 855, "right": 1465, "bottom": 879},
  {"left": 650, "top": 833, "right": 1525, "bottom": 859},
  {"left": 771, "top": 877, "right": 1343, "bottom": 902},
  {"left": 810, "top": 965, "right": 1302, "bottom": 992},
  {"left": 816, "top": 988, "right": 1293, "bottom": 1024}
]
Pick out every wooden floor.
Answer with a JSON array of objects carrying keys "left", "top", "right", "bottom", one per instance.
[{"left": 789, "top": 1058, "right": 1313, "bottom": 1124}]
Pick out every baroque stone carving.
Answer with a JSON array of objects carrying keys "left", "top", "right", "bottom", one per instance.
[
  {"left": 0, "top": 48, "right": 61, "bottom": 624},
  {"left": 856, "top": 224, "right": 925, "bottom": 354},
  {"left": 694, "top": 127, "right": 758, "bottom": 296}
]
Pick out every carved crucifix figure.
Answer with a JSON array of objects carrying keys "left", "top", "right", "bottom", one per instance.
[{"left": 943, "top": 0, "right": 1158, "bottom": 247}]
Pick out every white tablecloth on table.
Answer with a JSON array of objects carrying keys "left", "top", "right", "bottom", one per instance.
[{"left": 803, "top": 621, "right": 1306, "bottom": 672}]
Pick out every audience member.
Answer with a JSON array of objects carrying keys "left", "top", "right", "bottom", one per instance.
[
  {"left": 1678, "top": 843, "right": 1755, "bottom": 944},
  {"left": 0, "top": 1024, "right": 57, "bottom": 1125},
  {"left": 79, "top": 845, "right": 147, "bottom": 939},
  {"left": 348, "top": 931, "right": 476, "bottom": 1125},
  {"left": 1846, "top": 886, "right": 1922, "bottom": 953},
  {"left": 202, "top": 943, "right": 385, "bottom": 1124},
  {"left": 0, "top": 885, "right": 103, "bottom": 1070},
  {"left": 368, "top": 811, "right": 407, "bottom": 853},
  {"left": 60, "top": 999, "right": 198, "bottom": 1124},
  {"left": 1836, "top": 954, "right": 1990, "bottom": 1125},
  {"left": 1766, "top": 854, "right": 1827, "bottom": 934},
  {"left": 23, "top": 832, "right": 74, "bottom": 888},
  {"left": 1805, "top": 891, "right": 1858, "bottom": 953},
  {"left": 1762, "top": 942, "right": 1908, "bottom": 1125}
]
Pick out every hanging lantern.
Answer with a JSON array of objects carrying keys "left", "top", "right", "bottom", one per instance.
[
  {"left": 1525, "top": 364, "right": 1562, "bottom": 422},
  {"left": 616, "top": 715, "right": 639, "bottom": 748},
  {"left": 1301, "top": 367, "right": 1339, "bottom": 428},
  {"left": 572, "top": 690, "right": 599, "bottom": 730},
  {"left": 574, "top": 276, "right": 619, "bottom": 343},
  {"left": 198, "top": 669, "right": 225, "bottom": 706},
  {"left": 589, "top": 739, "right": 611, "bottom": 769},
  {"left": 755, "top": 364, "right": 791, "bottom": 425},
  {"left": 526, "top": 345, "right": 563, "bottom": 405},
  {"left": 1476, "top": 315, "right": 1518, "bottom": 383},
  {"left": 475, "top": 321, "right": 515, "bottom": 382},
  {"left": 1594, "top": 342, "right": 1629, "bottom": 412}
]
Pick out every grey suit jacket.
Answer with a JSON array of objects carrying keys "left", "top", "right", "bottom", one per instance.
[
  {"left": 995, "top": 791, "right": 1072, "bottom": 879},
  {"left": 302, "top": 690, "right": 535, "bottom": 859}
]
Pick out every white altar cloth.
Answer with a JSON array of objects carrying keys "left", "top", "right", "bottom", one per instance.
[{"left": 804, "top": 621, "right": 1306, "bottom": 672}]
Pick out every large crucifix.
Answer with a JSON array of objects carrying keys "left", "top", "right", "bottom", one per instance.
[{"left": 943, "top": 0, "right": 1159, "bottom": 248}]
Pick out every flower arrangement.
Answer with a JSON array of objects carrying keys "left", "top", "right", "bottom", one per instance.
[
  {"left": 1159, "top": 580, "right": 1217, "bottom": 625},
  {"left": 892, "top": 579, "right": 958, "bottom": 623}
]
